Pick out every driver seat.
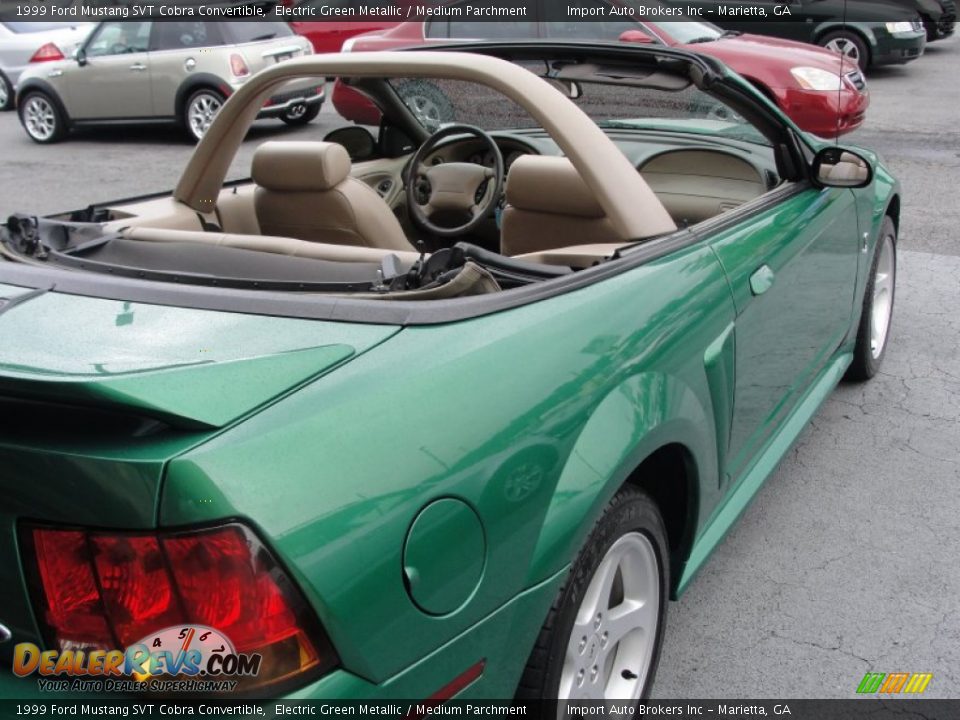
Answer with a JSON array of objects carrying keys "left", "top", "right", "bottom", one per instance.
[{"left": 252, "top": 141, "right": 415, "bottom": 253}]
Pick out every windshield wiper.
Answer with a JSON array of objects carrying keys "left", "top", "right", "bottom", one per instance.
[
  {"left": 721, "top": 30, "right": 742, "bottom": 38},
  {"left": 250, "top": 33, "right": 278, "bottom": 41},
  {"left": 686, "top": 36, "right": 718, "bottom": 44}
]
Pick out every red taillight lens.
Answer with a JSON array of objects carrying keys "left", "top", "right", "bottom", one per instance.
[
  {"left": 29, "top": 42, "right": 65, "bottom": 63},
  {"left": 24, "top": 523, "right": 336, "bottom": 691},
  {"left": 230, "top": 53, "right": 250, "bottom": 77}
]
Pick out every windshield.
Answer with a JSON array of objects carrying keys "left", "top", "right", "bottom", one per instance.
[
  {"left": 652, "top": 21, "right": 724, "bottom": 44},
  {"left": 389, "top": 62, "right": 770, "bottom": 147}
]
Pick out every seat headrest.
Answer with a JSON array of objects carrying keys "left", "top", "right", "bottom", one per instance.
[
  {"left": 506, "top": 156, "right": 605, "bottom": 219},
  {"left": 252, "top": 141, "right": 351, "bottom": 192}
]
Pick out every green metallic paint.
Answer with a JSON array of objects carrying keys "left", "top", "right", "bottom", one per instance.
[
  {"left": 0, "top": 286, "right": 399, "bottom": 428},
  {"left": 0, "top": 62, "right": 902, "bottom": 698},
  {"left": 403, "top": 498, "right": 486, "bottom": 616},
  {"left": 676, "top": 352, "right": 853, "bottom": 595}
]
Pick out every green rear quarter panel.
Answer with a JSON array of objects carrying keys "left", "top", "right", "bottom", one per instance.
[{"left": 158, "top": 240, "right": 735, "bottom": 686}]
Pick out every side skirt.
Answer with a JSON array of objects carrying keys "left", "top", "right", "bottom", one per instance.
[{"left": 673, "top": 351, "right": 853, "bottom": 597}]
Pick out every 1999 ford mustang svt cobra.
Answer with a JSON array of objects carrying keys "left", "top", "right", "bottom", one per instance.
[{"left": 0, "top": 43, "right": 898, "bottom": 704}]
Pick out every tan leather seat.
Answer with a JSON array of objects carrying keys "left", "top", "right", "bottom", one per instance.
[
  {"left": 500, "top": 155, "right": 623, "bottom": 257},
  {"left": 252, "top": 141, "right": 415, "bottom": 252}
]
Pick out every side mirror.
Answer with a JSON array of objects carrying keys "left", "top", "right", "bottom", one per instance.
[
  {"left": 812, "top": 147, "right": 873, "bottom": 188},
  {"left": 619, "top": 30, "right": 655, "bottom": 44},
  {"left": 74, "top": 48, "right": 87, "bottom": 67},
  {"left": 323, "top": 126, "right": 376, "bottom": 162},
  {"left": 378, "top": 123, "right": 416, "bottom": 159}
]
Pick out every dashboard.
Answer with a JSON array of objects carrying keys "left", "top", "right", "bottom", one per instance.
[{"left": 422, "top": 136, "right": 540, "bottom": 174}]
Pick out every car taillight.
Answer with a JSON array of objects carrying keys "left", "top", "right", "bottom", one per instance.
[
  {"left": 29, "top": 43, "right": 65, "bottom": 63},
  {"left": 23, "top": 522, "right": 337, "bottom": 692},
  {"left": 230, "top": 53, "right": 250, "bottom": 77}
]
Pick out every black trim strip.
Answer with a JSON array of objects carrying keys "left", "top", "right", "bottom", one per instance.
[{"left": 0, "top": 182, "right": 809, "bottom": 326}]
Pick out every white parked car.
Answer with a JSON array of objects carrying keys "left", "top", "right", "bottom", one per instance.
[{"left": 0, "top": 22, "right": 93, "bottom": 111}]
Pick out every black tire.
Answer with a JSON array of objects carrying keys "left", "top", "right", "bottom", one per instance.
[
  {"left": 819, "top": 30, "right": 870, "bottom": 71},
  {"left": 281, "top": 101, "right": 321, "bottom": 126},
  {"left": 18, "top": 90, "right": 67, "bottom": 144},
  {"left": 846, "top": 216, "right": 897, "bottom": 381},
  {"left": 394, "top": 79, "right": 455, "bottom": 130},
  {"left": 0, "top": 70, "right": 13, "bottom": 111},
  {"left": 517, "top": 486, "right": 669, "bottom": 707},
  {"left": 183, "top": 87, "right": 226, "bottom": 143}
]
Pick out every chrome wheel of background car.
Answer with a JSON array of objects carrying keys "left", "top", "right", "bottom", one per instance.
[
  {"left": 395, "top": 80, "right": 455, "bottom": 132},
  {"left": 285, "top": 102, "right": 307, "bottom": 120},
  {"left": 824, "top": 37, "right": 860, "bottom": 63},
  {"left": 23, "top": 95, "right": 57, "bottom": 141},
  {"left": 559, "top": 532, "right": 660, "bottom": 701},
  {"left": 870, "top": 232, "right": 896, "bottom": 359},
  {"left": 187, "top": 91, "right": 223, "bottom": 141}
]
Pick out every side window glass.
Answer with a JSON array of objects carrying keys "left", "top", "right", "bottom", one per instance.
[
  {"left": 425, "top": 21, "right": 449, "bottom": 39},
  {"left": 153, "top": 22, "right": 219, "bottom": 51},
  {"left": 86, "top": 22, "right": 151, "bottom": 57}
]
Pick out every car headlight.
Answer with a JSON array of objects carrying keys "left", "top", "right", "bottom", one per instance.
[
  {"left": 885, "top": 21, "right": 916, "bottom": 34},
  {"left": 790, "top": 67, "right": 843, "bottom": 91}
]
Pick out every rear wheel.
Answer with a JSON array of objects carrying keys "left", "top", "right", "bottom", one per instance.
[
  {"left": 184, "top": 88, "right": 225, "bottom": 142},
  {"left": 517, "top": 487, "right": 669, "bottom": 709},
  {"left": 820, "top": 30, "right": 870, "bottom": 71},
  {"left": 846, "top": 216, "right": 897, "bottom": 381},
  {"left": 0, "top": 71, "right": 13, "bottom": 111},
  {"left": 281, "top": 102, "right": 321, "bottom": 126},
  {"left": 18, "top": 91, "right": 67, "bottom": 144}
]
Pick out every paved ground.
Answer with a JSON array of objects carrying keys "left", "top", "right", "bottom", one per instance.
[
  {"left": 655, "top": 36, "right": 960, "bottom": 698},
  {"left": 0, "top": 35, "right": 957, "bottom": 699}
]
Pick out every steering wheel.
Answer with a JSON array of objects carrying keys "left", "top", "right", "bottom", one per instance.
[{"left": 406, "top": 124, "right": 504, "bottom": 239}]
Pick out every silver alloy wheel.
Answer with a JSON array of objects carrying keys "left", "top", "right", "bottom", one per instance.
[
  {"left": 408, "top": 94, "right": 442, "bottom": 129},
  {"left": 285, "top": 102, "right": 307, "bottom": 120},
  {"left": 187, "top": 92, "right": 222, "bottom": 140},
  {"left": 825, "top": 37, "right": 861, "bottom": 64},
  {"left": 0, "top": 75, "right": 9, "bottom": 109},
  {"left": 23, "top": 95, "right": 57, "bottom": 141},
  {"left": 559, "top": 532, "right": 660, "bottom": 701},
  {"left": 870, "top": 233, "right": 896, "bottom": 359}
]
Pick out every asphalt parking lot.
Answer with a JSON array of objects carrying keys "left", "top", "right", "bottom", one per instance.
[{"left": 1, "top": 36, "right": 958, "bottom": 699}]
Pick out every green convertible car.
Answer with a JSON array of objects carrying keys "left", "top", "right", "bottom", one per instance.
[{"left": 0, "top": 42, "right": 898, "bottom": 704}]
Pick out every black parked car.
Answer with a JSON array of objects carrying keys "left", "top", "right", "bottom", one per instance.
[
  {"left": 660, "top": 0, "right": 927, "bottom": 70},
  {"left": 920, "top": 0, "right": 956, "bottom": 40}
]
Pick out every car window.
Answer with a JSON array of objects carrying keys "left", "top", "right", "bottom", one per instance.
[
  {"left": 424, "top": 21, "right": 448, "bottom": 39},
  {"left": 151, "top": 22, "right": 222, "bottom": 51},
  {"left": 85, "top": 22, "right": 151, "bottom": 57},
  {"left": 542, "top": 0, "right": 642, "bottom": 40},
  {"left": 222, "top": 22, "right": 294, "bottom": 44}
]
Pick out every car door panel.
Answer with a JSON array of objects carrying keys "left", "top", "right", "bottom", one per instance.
[
  {"left": 67, "top": 21, "right": 152, "bottom": 120},
  {"left": 710, "top": 185, "right": 860, "bottom": 480}
]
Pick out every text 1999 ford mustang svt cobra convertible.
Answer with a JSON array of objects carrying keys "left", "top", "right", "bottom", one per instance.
[{"left": 0, "top": 42, "right": 897, "bottom": 704}]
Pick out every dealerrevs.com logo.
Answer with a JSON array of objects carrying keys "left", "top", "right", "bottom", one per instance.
[{"left": 13, "top": 625, "right": 261, "bottom": 693}]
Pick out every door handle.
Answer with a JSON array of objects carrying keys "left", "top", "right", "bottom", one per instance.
[
  {"left": 749, "top": 265, "right": 775, "bottom": 296},
  {"left": 129, "top": 63, "right": 147, "bottom": 71}
]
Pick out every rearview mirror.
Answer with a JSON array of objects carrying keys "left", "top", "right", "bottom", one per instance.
[
  {"left": 812, "top": 147, "right": 873, "bottom": 188},
  {"left": 323, "top": 126, "right": 375, "bottom": 162},
  {"left": 74, "top": 48, "right": 87, "bottom": 67},
  {"left": 619, "top": 30, "right": 655, "bottom": 44},
  {"left": 544, "top": 78, "right": 582, "bottom": 99}
]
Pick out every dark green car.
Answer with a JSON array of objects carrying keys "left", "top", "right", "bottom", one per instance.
[
  {"left": 0, "top": 43, "right": 899, "bottom": 703},
  {"left": 659, "top": 0, "right": 928, "bottom": 69}
]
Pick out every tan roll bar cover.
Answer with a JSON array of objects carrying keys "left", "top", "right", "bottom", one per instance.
[{"left": 174, "top": 52, "right": 677, "bottom": 241}]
